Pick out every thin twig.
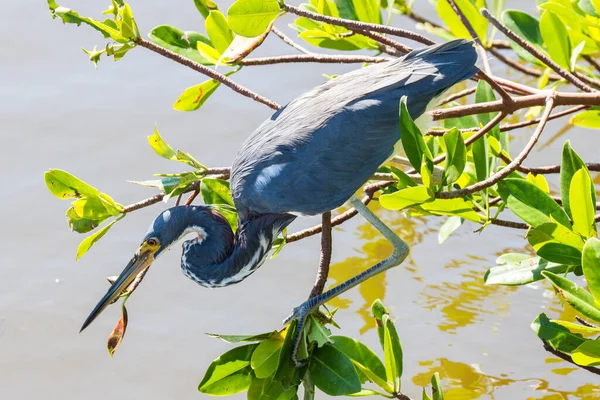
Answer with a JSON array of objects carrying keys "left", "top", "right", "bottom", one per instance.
[
  {"left": 240, "top": 54, "right": 390, "bottom": 66},
  {"left": 489, "top": 218, "right": 528, "bottom": 229},
  {"left": 427, "top": 105, "right": 587, "bottom": 136},
  {"left": 584, "top": 55, "right": 600, "bottom": 74},
  {"left": 542, "top": 341, "right": 600, "bottom": 376},
  {"left": 488, "top": 47, "right": 560, "bottom": 81},
  {"left": 481, "top": 8, "right": 594, "bottom": 93},
  {"left": 136, "top": 38, "right": 281, "bottom": 110},
  {"left": 308, "top": 212, "right": 333, "bottom": 299},
  {"left": 185, "top": 189, "right": 199, "bottom": 206},
  {"left": 436, "top": 94, "right": 556, "bottom": 199},
  {"left": 476, "top": 71, "right": 514, "bottom": 105},
  {"left": 439, "top": 87, "right": 477, "bottom": 105},
  {"left": 272, "top": 26, "right": 312, "bottom": 55},
  {"left": 284, "top": 4, "right": 435, "bottom": 46},
  {"left": 446, "top": 0, "right": 492, "bottom": 74}
]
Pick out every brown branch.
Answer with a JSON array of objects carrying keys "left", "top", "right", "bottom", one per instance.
[
  {"left": 446, "top": 0, "right": 492, "bottom": 74},
  {"left": 284, "top": 4, "right": 435, "bottom": 46},
  {"left": 427, "top": 105, "right": 586, "bottom": 136},
  {"left": 432, "top": 92, "right": 600, "bottom": 120},
  {"left": 240, "top": 54, "right": 390, "bottom": 66},
  {"left": 584, "top": 55, "right": 600, "bottom": 74},
  {"left": 480, "top": 8, "right": 595, "bottom": 93},
  {"left": 308, "top": 212, "right": 332, "bottom": 299},
  {"left": 136, "top": 38, "right": 281, "bottom": 111},
  {"left": 476, "top": 71, "right": 514, "bottom": 105},
  {"left": 271, "top": 26, "right": 312, "bottom": 55},
  {"left": 439, "top": 87, "right": 477, "bottom": 105},
  {"left": 357, "top": 30, "right": 412, "bottom": 54},
  {"left": 488, "top": 47, "right": 560, "bottom": 81},
  {"left": 490, "top": 218, "right": 528, "bottom": 229},
  {"left": 405, "top": 9, "right": 445, "bottom": 30},
  {"left": 436, "top": 95, "right": 555, "bottom": 199},
  {"left": 574, "top": 71, "right": 600, "bottom": 90},
  {"left": 542, "top": 341, "right": 600, "bottom": 376}
]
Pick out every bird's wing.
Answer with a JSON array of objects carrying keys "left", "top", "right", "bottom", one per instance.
[{"left": 231, "top": 40, "right": 478, "bottom": 217}]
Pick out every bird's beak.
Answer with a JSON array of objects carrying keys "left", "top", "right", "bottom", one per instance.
[{"left": 80, "top": 242, "right": 158, "bottom": 332}]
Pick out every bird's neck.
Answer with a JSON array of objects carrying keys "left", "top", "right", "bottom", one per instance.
[{"left": 181, "top": 213, "right": 296, "bottom": 288}]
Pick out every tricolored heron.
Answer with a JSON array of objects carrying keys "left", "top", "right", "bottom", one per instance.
[{"left": 81, "top": 39, "right": 478, "bottom": 360}]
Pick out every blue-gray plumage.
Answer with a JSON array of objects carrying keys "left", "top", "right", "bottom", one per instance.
[{"left": 80, "top": 39, "right": 479, "bottom": 354}]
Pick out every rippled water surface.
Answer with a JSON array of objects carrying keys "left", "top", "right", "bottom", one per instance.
[{"left": 2, "top": 0, "right": 600, "bottom": 399}]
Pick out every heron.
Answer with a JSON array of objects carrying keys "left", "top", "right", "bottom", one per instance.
[{"left": 80, "top": 39, "right": 478, "bottom": 360}]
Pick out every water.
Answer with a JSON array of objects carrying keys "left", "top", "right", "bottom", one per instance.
[{"left": 1, "top": 0, "right": 599, "bottom": 398}]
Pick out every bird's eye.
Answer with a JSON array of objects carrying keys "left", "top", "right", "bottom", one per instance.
[{"left": 147, "top": 238, "right": 158, "bottom": 246}]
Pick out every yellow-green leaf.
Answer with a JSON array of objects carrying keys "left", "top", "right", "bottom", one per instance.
[
  {"left": 44, "top": 169, "right": 100, "bottom": 200},
  {"left": 379, "top": 186, "right": 433, "bottom": 210},
  {"left": 206, "top": 10, "right": 234, "bottom": 54},
  {"left": 148, "top": 127, "right": 177, "bottom": 160},
  {"left": 582, "top": 237, "right": 600, "bottom": 302},
  {"left": 570, "top": 110, "right": 600, "bottom": 129},
  {"left": 540, "top": 10, "right": 571, "bottom": 70},
  {"left": 572, "top": 339, "right": 600, "bottom": 366},
  {"left": 76, "top": 218, "right": 119, "bottom": 260},
  {"left": 227, "top": 0, "right": 282, "bottom": 37},
  {"left": 570, "top": 168, "right": 597, "bottom": 238}
]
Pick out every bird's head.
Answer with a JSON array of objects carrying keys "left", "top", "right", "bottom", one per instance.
[{"left": 80, "top": 206, "right": 232, "bottom": 332}]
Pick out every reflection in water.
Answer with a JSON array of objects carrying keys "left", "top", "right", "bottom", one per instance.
[
  {"left": 418, "top": 267, "right": 514, "bottom": 333},
  {"left": 412, "top": 358, "right": 600, "bottom": 399},
  {"left": 326, "top": 202, "right": 429, "bottom": 333}
]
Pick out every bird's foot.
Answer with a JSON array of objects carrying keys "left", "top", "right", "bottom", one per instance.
[{"left": 283, "top": 301, "right": 314, "bottom": 367}]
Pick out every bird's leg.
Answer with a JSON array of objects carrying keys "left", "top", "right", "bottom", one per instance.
[{"left": 284, "top": 196, "right": 409, "bottom": 365}]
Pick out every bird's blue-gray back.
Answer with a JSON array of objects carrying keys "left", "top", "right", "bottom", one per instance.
[{"left": 231, "top": 40, "right": 478, "bottom": 218}]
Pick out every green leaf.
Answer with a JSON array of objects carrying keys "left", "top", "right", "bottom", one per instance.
[
  {"left": 561, "top": 141, "right": 595, "bottom": 219},
  {"left": 501, "top": 10, "right": 545, "bottom": 64},
  {"left": 484, "top": 255, "right": 569, "bottom": 286},
  {"left": 352, "top": 0, "right": 381, "bottom": 24},
  {"left": 570, "top": 168, "right": 597, "bottom": 238},
  {"left": 72, "top": 196, "right": 121, "bottom": 220},
  {"left": 330, "top": 336, "right": 387, "bottom": 384},
  {"left": 570, "top": 110, "right": 600, "bottom": 128},
  {"left": 382, "top": 315, "right": 402, "bottom": 392},
  {"left": 475, "top": 80, "right": 500, "bottom": 141},
  {"left": 76, "top": 218, "right": 119, "bottom": 260},
  {"left": 540, "top": 2, "right": 600, "bottom": 29},
  {"left": 252, "top": 338, "right": 284, "bottom": 378},
  {"left": 582, "top": 237, "right": 600, "bottom": 302},
  {"left": 194, "top": 0, "right": 220, "bottom": 18},
  {"left": 227, "top": 0, "right": 282, "bottom": 37},
  {"left": 431, "top": 372, "right": 444, "bottom": 400},
  {"left": 442, "top": 128, "right": 467, "bottom": 185},
  {"left": 206, "top": 11, "right": 234, "bottom": 54},
  {"left": 379, "top": 186, "right": 433, "bottom": 210},
  {"left": 309, "top": 344, "right": 361, "bottom": 396},
  {"left": 45, "top": 169, "right": 100, "bottom": 199},
  {"left": 196, "top": 40, "right": 222, "bottom": 64},
  {"left": 371, "top": 299, "right": 388, "bottom": 349},
  {"left": 307, "top": 315, "right": 332, "bottom": 348},
  {"left": 526, "top": 173, "right": 549, "bottom": 194},
  {"left": 526, "top": 222, "right": 584, "bottom": 252},
  {"left": 274, "top": 321, "right": 299, "bottom": 389},
  {"left": 537, "top": 243, "right": 583, "bottom": 265},
  {"left": 148, "top": 127, "right": 177, "bottom": 160},
  {"left": 540, "top": 10, "right": 571, "bottom": 70},
  {"left": 198, "top": 343, "right": 258, "bottom": 395},
  {"left": 174, "top": 71, "right": 236, "bottom": 111},
  {"left": 200, "top": 178, "right": 234, "bottom": 207},
  {"left": 572, "top": 339, "right": 600, "bottom": 366},
  {"left": 399, "top": 98, "right": 433, "bottom": 170},
  {"left": 418, "top": 198, "right": 482, "bottom": 223},
  {"left": 248, "top": 378, "right": 297, "bottom": 400},
  {"left": 438, "top": 216, "right": 463, "bottom": 244},
  {"left": 551, "top": 319, "right": 600, "bottom": 334},
  {"left": 66, "top": 207, "right": 102, "bottom": 233},
  {"left": 48, "top": 2, "right": 122, "bottom": 42},
  {"left": 543, "top": 271, "right": 600, "bottom": 323},
  {"left": 471, "top": 129, "right": 489, "bottom": 184},
  {"left": 436, "top": 0, "right": 488, "bottom": 44},
  {"left": 571, "top": 40, "right": 586, "bottom": 71},
  {"left": 531, "top": 313, "right": 586, "bottom": 353},
  {"left": 206, "top": 331, "right": 276, "bottom": 343},
  {"left": 148, "top": 26, "right": 214, "bottom": 65},
  {"left": 497, "top": 178, "right": 572, "bottom": 229}
]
